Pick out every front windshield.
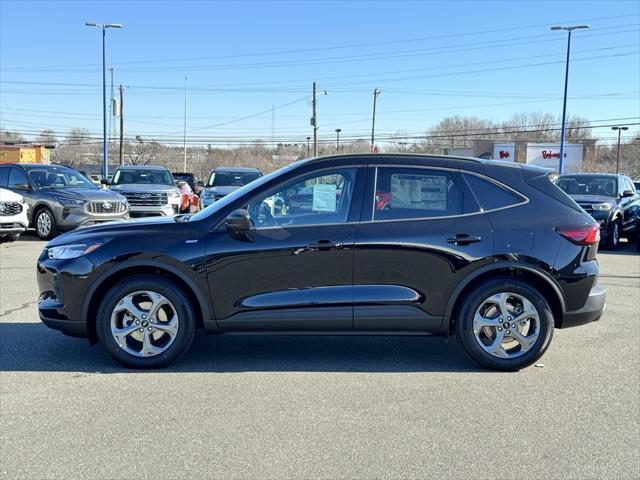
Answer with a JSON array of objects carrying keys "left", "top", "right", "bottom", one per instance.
[
  {"left": 25, "top": 166, "right": 97, "bottom": 190},
  {"left": 207, "top": 171, "right": 261, "bottom": 187},
  {"left": 112, "top": 169, "right": 174, "bottom": 186},
  {"left": 190, "top": 161, "right": 304, "bottom": 222},
  {"left": 556, "top": 175, "right": 617, "bottom": 196}
]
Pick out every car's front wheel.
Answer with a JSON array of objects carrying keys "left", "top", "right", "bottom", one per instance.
[
  {"left": 96, "top": 275, "right": 196, "bottom": 368},
  {"left": 456, "top": 278, "right": 554, "bottom": 371},
  {"left": 605, "top": 220, "right": 620, "bottom": 250},
  {"left": 35, "top": 207, "right": 58, "bottom": 240}
]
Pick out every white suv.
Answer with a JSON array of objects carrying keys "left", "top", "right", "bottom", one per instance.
[{"left": 0, "top": 188, "right": 29, "bottom": 242}]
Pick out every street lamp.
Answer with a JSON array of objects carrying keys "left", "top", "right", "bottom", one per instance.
[
  {"left": 611, "top": 126, "right": 628, "bottom": 174},
  {"left": 86, "top": 21, "right": 122, "bottom": 180},
  {"left": 306, "top": 136, "right": 311, "bottom": 157},
  {"left": 335, "top": 128, "right": 341, "bottom": 152},
  {"left": 550, "top": 24, "right": 589, "bottom": 174}
]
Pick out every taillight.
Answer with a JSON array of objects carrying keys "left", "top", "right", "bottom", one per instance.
[{"left": 556, "top": 224, "right": 600, "bottom": 245}]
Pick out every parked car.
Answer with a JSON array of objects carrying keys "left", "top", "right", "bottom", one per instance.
[
  {"left": 172, "top": 172, "right": 201, "bottom": 195},
  {"left": 555, "top": 173, "right": 639, "bottom": 249},
  {"left": 200, "top": 167, "right": 262, "bottom": 208},
  {"left": 0, "top": 188, "right": 29, "bottom": 242},
  {"left": 107, "top": 165, "right": 181, "bottom": 217},
  {"left": 633, "top": 180, "right": 640, "bottom": 191},
  {"left": 0, "top": 163, "right": 129, "bottom": 240},
  {"left": 37, "top": 154, "right": 606, "bottom": 371}
]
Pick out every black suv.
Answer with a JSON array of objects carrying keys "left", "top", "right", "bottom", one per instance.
[
  {"left": 556, "top": 173, "right": 639, "bottom": 249},
  {"left": 37, "top": 155, "right": 605, "bottom": 371}
]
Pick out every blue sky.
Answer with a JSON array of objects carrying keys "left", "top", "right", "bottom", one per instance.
[{"left": 0, "top": 0, "right": 638, "bottom": 147}]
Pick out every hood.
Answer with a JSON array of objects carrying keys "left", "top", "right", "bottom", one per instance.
[
  {"left": 568, "top": 194, "right": 615, "bottom": 205},
  {"left": 0, "top": 188, "right": 25, "bottom": 203},
  {"left": 204, "top": 185, "right": 240, "bottom": 196},
  {"left": 46, "top": 215, "right": 191, "bottom": 247},
  {"left": 111, "top": 184, "right": 178, "bottom": 193},
  {"left": 48, "top": 188, "right": 127, "bottom": 202}
]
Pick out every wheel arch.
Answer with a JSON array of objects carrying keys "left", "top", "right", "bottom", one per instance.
[
  {"left": 83, "top": 261, "right": 214, "bottom": 343},
  {"left": 29, "top": 202, "right": 53, "bottom": 226},
  {"left": 445, "top": 262, "right": 566, "bottom": 333}
]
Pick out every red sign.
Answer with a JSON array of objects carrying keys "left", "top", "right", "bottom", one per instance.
[
  {"left": 499, "top": 150, "right": 510, "bottom": 159},
  {"left": 541, "top": 151, "right": 567, "bottom": 160}
]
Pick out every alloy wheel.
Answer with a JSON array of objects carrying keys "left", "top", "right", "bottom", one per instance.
[
  {"left": 37, "top": 211, "right": 51, "bottom": 237},
  {"left": 472, "top": 292, "right": 540, "bottom": 359},
  {"left": 613, "top": 222, "right": 619, "bottom": 246},
  {"left": 110, "top": 290, "right": 179, "bottom": 357}
]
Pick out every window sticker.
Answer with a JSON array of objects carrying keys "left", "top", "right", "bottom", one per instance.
[
  {"left": 390, "top": 174, "right": 447, "bottom": 210},
  {"left": 312, "top": 184, "right": 337, "bottom": 212}
]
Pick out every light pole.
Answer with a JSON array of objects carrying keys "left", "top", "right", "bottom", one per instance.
[
  {"left": 306, "top": 136, "right": 311, "bottom": 157},
  {"left": 611, "top": 126, "right": 628, "bottom": 174},
  {"left": 183, "top": 76, "right": 188, "bottom": 172},
  {"left": 86, "top": 22, "right": 122, "bottom": 180},
  {"left": 550, "top": 24, "right": 589, "bottom": 174},
  {"left": 371, "top": 88, "right": 380, "bottom": 151},
  {"left": 335, "top": 128, "right": 341, "bottom": 152}
]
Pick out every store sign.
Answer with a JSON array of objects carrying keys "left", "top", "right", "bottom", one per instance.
[
  {"left": 492, "top": 143, "right": 515, "bottom": 161},
  {"left": 526, "top": 144, "right": 582, "bottom": 172}
]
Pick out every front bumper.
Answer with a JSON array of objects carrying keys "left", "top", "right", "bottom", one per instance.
[
  {"left": 129, "top": 204, "right": 177, "bottom": 217},
  {"left": 57, "top": 207, "right": 129, "bottom": 231},
  {"left": 0, "top": 212, "right": 28, "bottom": 235},
  {"left": 561, "top": 283, "right": 606, "bottom": 328}
]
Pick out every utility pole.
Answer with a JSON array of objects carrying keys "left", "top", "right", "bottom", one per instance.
[
  {"left": 311, "top": 82, "right": 317, "bottom": 157},
  {"left": 371, "top": 88, "right": 380, "bottom": 150},
  {"left": 271, "top": 104, "right": 275, "bottom": 148},
  {"left": 611, "top": 126, "right": 628, "bottom": 174},
  {"left": 183, "top": 76, "right": 187, "bottom": 172},
  {"left": 306, "top": 136, "right": 311, "bottom": 158},
  {"left": 119, "top": 84, "right": 124, "bottom": 165},
  {"left": 109, "top": 68, "right": 115, "bottom": 150},
  {"left": 335, "top": 128, "right": 341, "bottom": 152}
]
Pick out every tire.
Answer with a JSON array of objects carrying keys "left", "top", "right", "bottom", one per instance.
[
  {"left": 95, "top": 275, "right": 197, "bottom": 369},
  {"left": 456, "top": 278, "right": 554, "bottom": 371},
  {"left": 605, "top": 220, "right": 620, "bottom": 250},
  {"left": 34, "top": 207, "right": 58, "bottom": 240},
  {"left": 0, "top": 233, "right": 20, "bottom": 243}
]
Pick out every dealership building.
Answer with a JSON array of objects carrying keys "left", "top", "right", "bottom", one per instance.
[{"left": 445, "top": 138, "right": 597, "bottom": 173}]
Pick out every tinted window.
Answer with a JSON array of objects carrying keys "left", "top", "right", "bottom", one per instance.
[
  {"left": 208, "top": 171, "right": 261, "bottom": 187},
  {"left": 0, "top": 167, "right": 9, "bottom": 187},
  {"left": 112, "top": 169, "right": 174, "bottom": 186},
  {"left": 247, "top": 168, "right": 358, "bottom": 228},
  {"left": 373, "top": 168, "right": 478, "bottom": 221},
  {"left": 555, "top": 175, "right": 617, "bottom": 196},
  {"left": 8, "top": 168, "right": 30, "bottom": 189},
  {"left": 463, "top": 173, "right": 525, "bottom": 211}
]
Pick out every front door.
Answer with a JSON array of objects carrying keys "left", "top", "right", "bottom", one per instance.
[
  {"left": 353, "top": 165, "right": 494, "bottom": 332},
  {"left": 205, "top": 166, "right": 364, "bottom": 332}
]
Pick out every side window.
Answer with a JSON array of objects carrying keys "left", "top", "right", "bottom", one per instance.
[
  {"left": 624, "top": 178, "right": 635, "bottom": 193},
  {"left": 463, "top": 173, "right": 525, "bottom": 211},
  {"left": 247, "top": 168, "right": 358, "bottom": 228},
  {"left": 373, "top": 168, "right": 479, "bottom": 221},
  {"left": 0, "top": 167, "right": 9, "bottom": 188},
  {"left": 8, "top": 168, "right": 30, "bottom": 190}
]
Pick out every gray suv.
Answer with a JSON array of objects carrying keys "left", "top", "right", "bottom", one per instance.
[
  {"left": 0, "top": 163, "right": 129, "bottom": 240},
  {"left": 200, "top": 167, "right": 262, "bottom": 208},
  {"left": 107, "top": 165, "right": 181, "bottom": 217}
]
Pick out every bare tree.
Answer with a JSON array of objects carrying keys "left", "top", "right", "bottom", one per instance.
[
  {"left": 36, "top": 129, "right": 57, "bottom": 145},
  {"left": 0, "top": 129, "right": 26, "bottom": 143}
]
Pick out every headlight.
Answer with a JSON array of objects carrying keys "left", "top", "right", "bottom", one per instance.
[
  {"left": 201, "top": 191, "right": 213, "bottom": 199},
  {"left": 169, "top": 189, "right": 181, "bottom": 198},
  {"left": 592, "top": 203, "right": 612, "bottom": 211},
  {"left": 55, "top": 196, "right": 85, "bottom": 207},
  {"left": 47, "top": 241, "right": 106, "bottom": 260}
]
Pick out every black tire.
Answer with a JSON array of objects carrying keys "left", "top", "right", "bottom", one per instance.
[
  {"left": 0, "top": 233, "right": 20, "bottom": 243},
  {"left": 95, "top": 275, "right": 197, "bottom": 369},
  {"left": 604, "top": 220, "right": 620, "bottom": 250},
  {"left": 456, "top": 278, "right": 554, "bottom": 371},
  {"left": 34, "top": 207, "right": 58, "bottom": 240}
]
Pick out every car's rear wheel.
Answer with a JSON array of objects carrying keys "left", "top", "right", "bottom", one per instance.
[
  {"left": 456, "top": 278, "right": 554, "bottom": 371},
  {"left": 96, "top": 275, "right": 196, "bottom": 369},
  {"left": 35, "top": 207, "right": 58, "bottom": 240}
]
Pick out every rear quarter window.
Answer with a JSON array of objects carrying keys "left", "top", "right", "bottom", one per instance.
[{"left": 463, "top": 173, "right": 526, "bottom": 211}]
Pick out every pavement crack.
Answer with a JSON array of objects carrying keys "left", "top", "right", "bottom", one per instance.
[{"left": 0, "top": 301, "right": 38, "bottom": 318}]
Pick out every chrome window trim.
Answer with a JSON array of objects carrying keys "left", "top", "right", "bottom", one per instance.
[{"left": 367, "top": 164, "right": 529, "bottom": 223}]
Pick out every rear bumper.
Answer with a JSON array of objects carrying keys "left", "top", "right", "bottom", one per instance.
[{"left": 561, "top": 283, "right": 606, "bottom": 328}]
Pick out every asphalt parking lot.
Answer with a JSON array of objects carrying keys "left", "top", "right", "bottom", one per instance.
[{"left": 1, "top": 234, "right": 639, "bottom": 479}]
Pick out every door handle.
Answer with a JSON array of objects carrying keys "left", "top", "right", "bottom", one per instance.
[
  {"left": 447, "top": 234, "right": 482, "bottom": 245},
  {"left": 308, "top": 240, "right": 344, "bottom": 251}
]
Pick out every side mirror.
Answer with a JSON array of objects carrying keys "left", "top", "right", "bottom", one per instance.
[
  {"left": 100, "top": 178, "right": 110, "bottom": 186},
  {"left": 13, "top": 183, "right": 31, "bottom": 191},
  {"left": 622, "top": 189, "right": 635, "bottom": 198},
  {"left": 196, "top": 181, "right": 204, "bottom": 187},
  {"left": 225, "top": 209, "right": 251, "bottom": 233}
]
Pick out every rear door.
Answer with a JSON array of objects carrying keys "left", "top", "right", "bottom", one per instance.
[{"left": 353, "top": 165, "right": 494, "bottom": 332}]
